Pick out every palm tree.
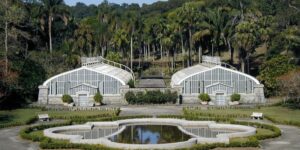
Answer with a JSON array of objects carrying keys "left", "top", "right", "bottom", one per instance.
[
  {"left": 74, "top": 19, "right": 94, "bottom": 56},
  {"left": 193, "top": 29, "right": 211, "bottom": 63},
  {"left": 234, "top": 21, "right": 257, "bottom": 73},
  {"left": 39, "top": 0, "right": 65, "bottom": 53},
  {"left": 205, "top": 7, "right": 231, "bottom": 56},
  {"left": 178, "top": 1, "right": 206, "bottom": 66},
  {"left": 280, "top": 26, "right": 300, "bottom": 55}
]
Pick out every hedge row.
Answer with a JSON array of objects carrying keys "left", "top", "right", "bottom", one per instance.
[
  {"left": 265, "top": 116, "right": 300, "bottom": 127},
  {"left": 183, "top": 108, "right": 250, "bottom": 119},
  {"left": 125, "top": 90, "right": 177, "bottom": 104},
  {"left": 20, "top": 115, "right": 281, "bottom": 150},
  {"left": 231, "top": 120, "right": 281, "bottom": 140},
  {"left": 190, "top": 136, "right": 259, "bottom": 150}
]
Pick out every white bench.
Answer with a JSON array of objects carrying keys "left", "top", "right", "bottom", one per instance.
[
  {"left": 38, "top": 114, "right": 50, "bottom": 122},
  {"left": 251, "top": 112, "right": 263, "bottom": 120}
]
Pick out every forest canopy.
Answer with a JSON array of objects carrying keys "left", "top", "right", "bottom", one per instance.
[{"left": 0, "top": 0, "right": 299, "bottom": 108}]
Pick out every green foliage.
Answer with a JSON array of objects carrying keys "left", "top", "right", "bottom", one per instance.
[
  {"left": 93, "top": 92, "right": 103, "bottom": 103},
  {"left": 19, "top": 114, "right": 280, "bottom": 150},
  {"left": 128, "top": 79, "right": 135, "bottom": 88},
  {"left": 198, "top": 93, "right": 210, "bottom": 102},
  {"left": 62, "top": 94, "right": 73, "bottom": 104},
  {"left": 230, "top": 93, "right": 241, "bottom": 102},
  {"left": 258, "top": 55, "right": 295, "bottom": 96},
  {"left": 0, "top": 109, "right": 39, "bottom": 129},
  {"left": 125, "top": 90, "right": 177, "bottom": 104},
  {"left": 106, "top": 51, "right": 121, "bottom": 63}
]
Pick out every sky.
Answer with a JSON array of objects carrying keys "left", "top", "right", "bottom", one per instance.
[{"left": 64, "top": 0, "right": 165, "bottom": 6}]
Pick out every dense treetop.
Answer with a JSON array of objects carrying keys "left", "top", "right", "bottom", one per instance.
[{"left": 0, "top": 0, "right": 299, "bottom": 108}]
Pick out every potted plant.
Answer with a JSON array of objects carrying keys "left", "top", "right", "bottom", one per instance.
[
  {"left": 230, "top": 93, "right": 241, "bottom": 105},
  {"left": 94, "top": 92, "right": 103, "bottom": 106},
  {"left": 62, "top": 94, "right": 74, "bottom": 106},
  {"left": 198, "top": 93, "right": 210, "bottom": 105}
]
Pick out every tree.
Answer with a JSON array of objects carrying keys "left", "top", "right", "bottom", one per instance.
[
  {"left": 74, "top": 19, "right": 94, "bottom": 56},
  {"left": 280, "top": 26, "right": 300, "bottom": 55},
  {"left": 177, "top": 1, "right": 204, "bottom": 66},
  {"left": 258, "top": 55, "right": 295, "bottom": 96},
  {"left": 39, "top": 0, "right": 66, "bottom": 53},
  {"left": 0, "top": 0, "right": 25, "bottom": 75},
  {"left": 234, "top": 21, "right": 257, "bottom": 73},
  {"left": 193, "top": 29, "right": 210, "bottom": 63}
]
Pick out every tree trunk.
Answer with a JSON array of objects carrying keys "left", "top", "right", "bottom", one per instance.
[
  {"left": 241, "top": 58, "right": 245, "bottom": 73},
  {"left": 48, "top": 14, "right": 53, "bottom": 53},
  {"left": 160, "top": 39, "right": 163, "bottom": 60},
  {"left": 4, "top": 16, "right": 8, "bottom": 75},
  {"left": 181, "top": 32, "right": 185, "bottom": 67},
  {"left": 211, "top": 42, "right": 214, "bottom": 56},
  {"left": 188, "top": 27, "right": 192, "bottom": 66},
  {"left": 228, "top": 39, "right": 234, "bottom": 64},
  {"left": 198, "top": 45, "right": 202, "bottom": 64},
  {"left": 130, "top": 35, "right": 133, "bottom": 70},
  {"left": 148, "top": 44, "right": 150, "bottom": 59}
]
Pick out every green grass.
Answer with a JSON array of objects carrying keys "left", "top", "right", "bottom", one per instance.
[
  {"left": 184, "top": 106, "right": 300, "bottom": 126},
  {"left": 0, "top": 109, "right": 40, "bottom": 128},
  {"left": 0, "top": 108, "right": 119, "bottom": 128}
]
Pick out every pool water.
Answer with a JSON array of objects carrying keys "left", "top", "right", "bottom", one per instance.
[{"left": 109, "top": 125, "right": 191, "bottom": 144}]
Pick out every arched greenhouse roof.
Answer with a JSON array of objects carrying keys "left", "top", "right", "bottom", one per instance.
[
  {"left": 43, "top": 63, "right": 133, "bottom": 86},
  {"left": 171, "top": 64, "right": 260, "bottom": 87}
]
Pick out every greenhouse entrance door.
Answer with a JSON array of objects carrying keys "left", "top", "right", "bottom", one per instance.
[
  {"left": 215, "top": 93, "right": 226, "bottom": 106},
  {"left": 78, "top": 93, "right": 89, "bottom": 107}
]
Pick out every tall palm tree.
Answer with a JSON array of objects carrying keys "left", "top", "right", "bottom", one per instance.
[
  {"left": 192, "top": 28, "right": 211, "bottom": 63},
  {"left": 178, "top": 1, "right": 205, "bottom": 66},
  {"left": 280, "top": 26, "right": 300, "bottom": 55},
  {"left": 205, "top": 7, "right": 231, "bottom": 56},
  {"left": 39, "top": 0, "right": 65, "bottom": 53},
  {"left": 234, "top": 21, "right": 257, "bottom": 73}
]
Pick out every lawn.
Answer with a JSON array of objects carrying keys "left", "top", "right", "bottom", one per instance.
[
  {"left": 0, "top": 108, "right": 119, "bottom": 129},
  {"left": 184, "top": 106, "right": 300, "bottom": 126}
]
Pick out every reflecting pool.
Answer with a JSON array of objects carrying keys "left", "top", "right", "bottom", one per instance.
[{"left": 109, "top": 125, "right": 191, "bottom": 144}]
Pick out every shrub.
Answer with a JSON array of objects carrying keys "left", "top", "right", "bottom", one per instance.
[
  {"left": 124, "top": 90, "right": 177, "bottom": 104},
  {"left": 62, "top": 94, "right": 73, "bottom": 104},
  {"left": 125, "top": 91, "right": 136, "bottom": 104},
  {"left": 128, "top": 79, "right": 135, "bottom": 88},
  {"left": 258, "top": 55, "right": 295, "bottom": 96},
  {"left": 231, "top": 93, "right": 241, "bottom": 102},
  {"left": 94, "top": 92, "right": 103, "bottom": 104},
  {"left": 199, "top": 93, "right": 210, "bottom": 102}
]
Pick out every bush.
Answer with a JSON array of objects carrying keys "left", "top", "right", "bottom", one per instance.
[
  {"left": 258, "top": 55, "right": 295, "bottom": 96},
  {"left": 62, "top": 94, "right": 73, "bottom": 104},
  {"left": 128, "top": 79, "right": 135, "bottom": 88},
  {"left": 231, "top": 93, "right": 241, "bottom": 102},
  {"left": 199, "top": 93, "right": 210, "bottom": 102},
  {"left": 125, "top": 90, "right": 177, "bottom": 104},
  {"left": 94, "top": 92, "right": 103, "bottom": 104},
  {"left": 125, "top": 91, "right": 136, "bottom": 104}
]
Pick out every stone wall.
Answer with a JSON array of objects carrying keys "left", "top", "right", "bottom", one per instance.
[{"left": 38, "top": 83, "right": 265, "bottom": 106}]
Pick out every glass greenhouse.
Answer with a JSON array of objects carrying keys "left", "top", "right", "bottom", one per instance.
[
  {"left": 171, "top": 56, "right": 265, "bottom": 105},
  {"left": 38, "top": 56, "right": 133, "bottom": 106}
]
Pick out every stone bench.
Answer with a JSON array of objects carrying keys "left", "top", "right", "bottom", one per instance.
[
  {"left": 251, "top": 112, "right": 263, "bottom": 120},
  {"left": 38, "top": 114, "right": 50, "bottom": 121}
]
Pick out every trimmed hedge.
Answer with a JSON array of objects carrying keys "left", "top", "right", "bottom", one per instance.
[
  {"left": 19, "top": 115, "right": 281, "bottom": 150},
  {"left": 94, "top": 92, "right": 103, "bottom": 103},
  {"left": 62, "top": 94, "right": 73, "bottom": 104},
  {"left": 198, "top": 93, "right": 210, "bottom": 102},
  {"left": 231, "top": 93, "right": 241, "bottom": 102},
  {"left": 125, "top": 90, "right": 177, "bottom": 104}
]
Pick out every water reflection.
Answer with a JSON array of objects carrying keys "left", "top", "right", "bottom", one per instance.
[{"left": 109, "top": 125, "right": 191, "bottom": 144}]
